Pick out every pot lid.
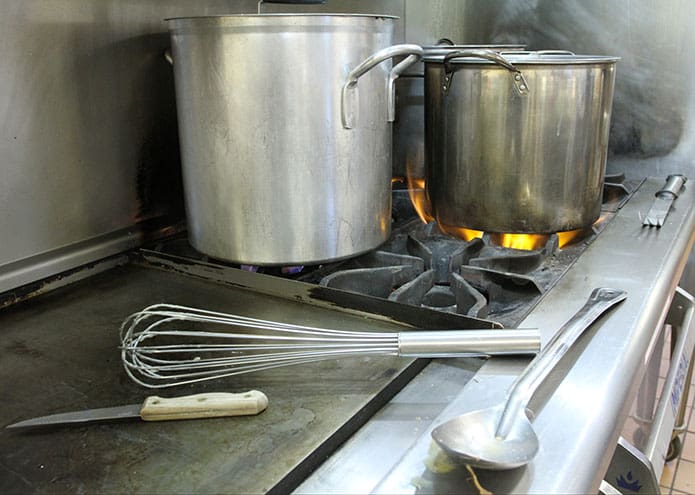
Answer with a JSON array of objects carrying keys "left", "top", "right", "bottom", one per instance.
[{"left": 423, "top": 49, "right": 619, "bottom": 64}]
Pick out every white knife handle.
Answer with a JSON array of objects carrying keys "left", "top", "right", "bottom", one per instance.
[{"left": 139, "top": 391, "right": 268, "bottom": 421}]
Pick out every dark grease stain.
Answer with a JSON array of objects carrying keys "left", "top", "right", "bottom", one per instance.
[{"left": 6, "top": 340, "right": 45, "bottom": 359}]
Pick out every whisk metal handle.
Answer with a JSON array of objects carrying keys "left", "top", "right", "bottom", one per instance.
[{"left": 397, "top": 329, "right": 541, "bottom": 357}]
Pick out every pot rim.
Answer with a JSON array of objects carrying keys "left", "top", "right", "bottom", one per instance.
[
  {"left": 166, "top": 13, "right": 399, "bottom": 21},
  {"left": 424, "top": 51, "right": 619, "bottom": 64},
  {"left": 423, "top": 44, "right": 526, "bottom": 50}
]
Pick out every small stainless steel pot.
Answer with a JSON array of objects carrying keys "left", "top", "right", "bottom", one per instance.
[
  {"left": 167, "top": 14, "right": 422, "bottom": 265},
  {"left": 424, "top": 50, "right": 619, "bottom": 234}
]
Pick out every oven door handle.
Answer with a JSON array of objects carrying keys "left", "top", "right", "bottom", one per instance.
[
  {"left": 643, "top": 286, "right": 695, "bottom": 468},
  {"left": 604, "top": 287, "right": 695, "bottom": 493}
]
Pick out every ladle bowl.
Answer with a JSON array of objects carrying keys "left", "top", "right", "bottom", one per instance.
[
  {"left": 431, "top": 287, "right": 627, "bottom": 470},
  {"left": 432, "top": 403, "right": 538, "bottom": 470}
]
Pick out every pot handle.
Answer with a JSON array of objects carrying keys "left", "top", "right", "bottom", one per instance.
[
  {"left": 341, "top": 44, "right": 424, "bottom": 129},
  {"left": 442, "top": 49, "right": 529, "bottom": 96}
]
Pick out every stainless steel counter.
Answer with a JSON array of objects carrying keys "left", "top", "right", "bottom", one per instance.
[{"left": 297, "top": 177, "right": 695, "bottom": 494}]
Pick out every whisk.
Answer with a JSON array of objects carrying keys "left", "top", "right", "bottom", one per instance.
[{"left": 120, "top": 304, "right": 540, "bottom": 388}]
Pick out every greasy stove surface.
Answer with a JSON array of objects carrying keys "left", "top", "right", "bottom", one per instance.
[{"left": 0, "top": 264, "right": 438, "bottom": 494}]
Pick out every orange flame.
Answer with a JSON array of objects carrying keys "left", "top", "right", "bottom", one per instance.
[
  {"left": 491, "top": 230, "right": 591, "bottom": 250},
  {"left": 556, "top": 212, "right": 609, "bottom": 249},
  {"left": 490, "top": 233, "right": 549, "bottom": 251},
  {"left": 441, "top": 225, "right": 590, "bottom": 251},
  {"left": 407, "top": 178, "right": 434, "bottom": 223},
  {"left": 556, "top": 229, "right": 584, "bottom": 248},
  {"left": 403, "top": 152, "right": 434, "bottom": 224},
  {"left": 439, "top": 224, "right": 484, "bottom": 242}
]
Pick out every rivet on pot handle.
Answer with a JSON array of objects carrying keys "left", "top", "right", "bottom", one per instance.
[
  {"left": 341, "top": 44, "right": 424, "bottom": 129},
  {"left": 442, "top": 49, "right": 530, "bottom": 96}
]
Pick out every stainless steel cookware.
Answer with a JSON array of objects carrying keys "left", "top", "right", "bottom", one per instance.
[
  {"left": 424, "top": 50, "right": 619, "bottom": 234},
  {"left": 167, "top": 15, "right": 422, "bottom": 265}
]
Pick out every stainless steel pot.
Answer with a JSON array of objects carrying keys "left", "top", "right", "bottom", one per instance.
[
  {"left": 167, "top": 15, "right": 422, "bottom": 265},
  {"left": 424, "top": 50, "right": 618, "bottom": 234}
]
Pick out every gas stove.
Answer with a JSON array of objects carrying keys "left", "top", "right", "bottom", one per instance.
[{"left": 1, "top": 175, "right": 693, "bottom": 495}]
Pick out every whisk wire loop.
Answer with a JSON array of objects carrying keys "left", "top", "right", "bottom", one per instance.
[
  {"left": 120, "top": 304, "right": 404, "bottom": 388},
  {"left": 120, "top": 304, "right": 540, "bottom": 388}
]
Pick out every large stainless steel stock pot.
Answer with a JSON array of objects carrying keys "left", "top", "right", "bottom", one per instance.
[
  {"left": 167, "top": 14, "right": 422, "bottom": 265},
  {"left": 424, "top": 50, "right": 618, "bottom": 234}
]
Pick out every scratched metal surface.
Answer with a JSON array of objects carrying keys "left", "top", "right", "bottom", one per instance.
[{"left": 0, "top": 264, "right": 432, "bottom": 494}]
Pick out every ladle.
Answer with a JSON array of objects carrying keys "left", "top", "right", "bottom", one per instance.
[{"left": 431, "top": 287, "right": 627, "bottom": 470}]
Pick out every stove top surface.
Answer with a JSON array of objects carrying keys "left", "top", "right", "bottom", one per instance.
[{"left": 149, "top": 174, "right": 644, "bottom": 329}]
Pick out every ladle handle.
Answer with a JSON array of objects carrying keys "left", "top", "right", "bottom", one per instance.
[{"left": 495, "top": 287, "right": 627, "bottom": 438}]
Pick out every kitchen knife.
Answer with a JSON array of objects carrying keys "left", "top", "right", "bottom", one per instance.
[
  {"left": 5, "top": 391, "right": 268, "bottom": 429},
  {"left": 643, "top": 174, "right": 687, "bottom": 228}
]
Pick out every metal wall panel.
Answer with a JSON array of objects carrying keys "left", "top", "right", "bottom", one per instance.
[
  {"left": 393, "top": 0, "right": 695, "bottom": 183},
  {"left": 0, "top": 0, "right": 233, "bottom": 274},
  {"left": 487, "top": 0, "right": 695, "bottom": 173},
  {"left": 393, "top": 0, "right": 509, "bottom": 178}
]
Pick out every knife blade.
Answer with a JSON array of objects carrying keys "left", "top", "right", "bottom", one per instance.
[
  {"left": 643, "top": 174, "right": 687, "bottom": 228},
  {"left": 5, "top": 390, "right": 268, "bottom": 429}
]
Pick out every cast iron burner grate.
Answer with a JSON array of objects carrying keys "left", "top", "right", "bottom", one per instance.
[{"left": 301, "top": 221, "right": 570, "bottom": 327}]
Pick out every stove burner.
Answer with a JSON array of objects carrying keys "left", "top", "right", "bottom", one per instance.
[{"left": 316, "top": 222, "right": 572, "bottom": 326}]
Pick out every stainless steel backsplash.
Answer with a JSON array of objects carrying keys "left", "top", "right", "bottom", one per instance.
[
  {"left": 394, "top": 0, "right": 695, "bottom": 179},
  {"left": 1, "top": 0, "right": 692, "bottom": 291},
  {"left": 487, "top": 0, "right": 695, "bottom": 178}
]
